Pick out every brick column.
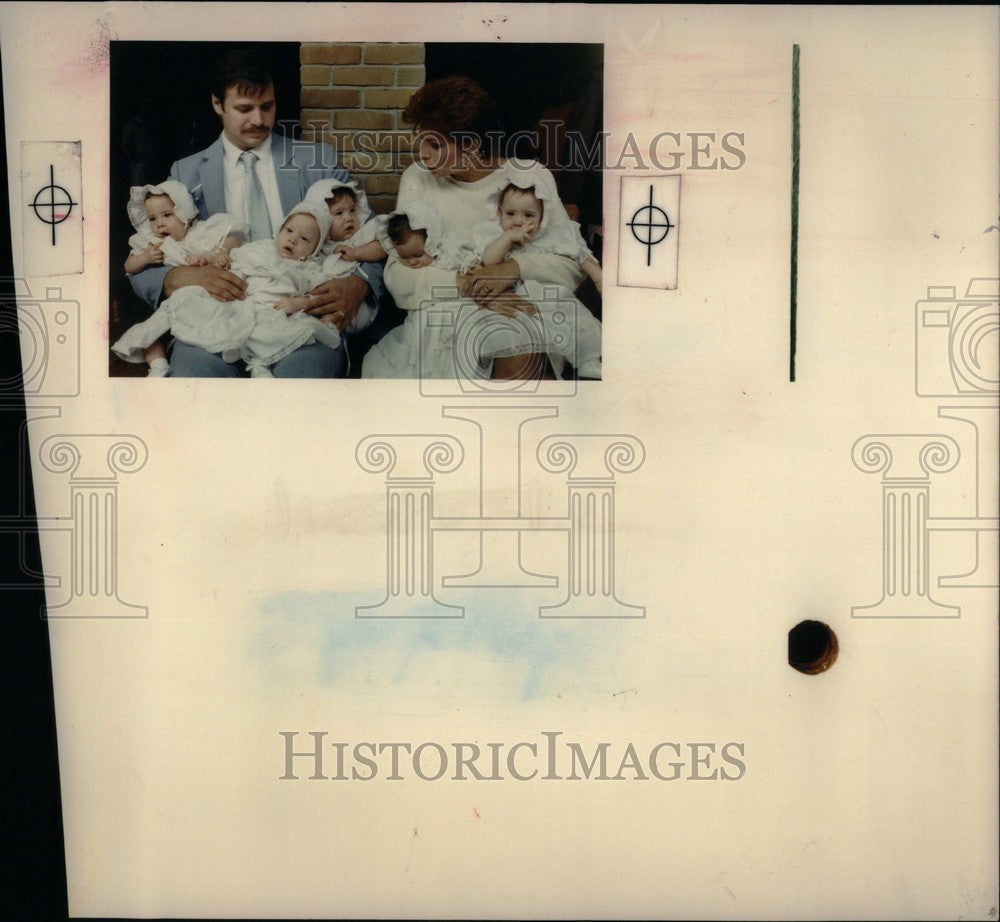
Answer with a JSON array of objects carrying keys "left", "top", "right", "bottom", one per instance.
[{"left": 300, "top": 43, "right": 425, "bottom": 214}]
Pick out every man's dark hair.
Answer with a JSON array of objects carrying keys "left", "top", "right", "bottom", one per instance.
[
  {"left": 211, "top": 49, "right": 274, "bottom": 103},
  {"left": 386, "top": 213, "right": 426, "bottom": 244}
]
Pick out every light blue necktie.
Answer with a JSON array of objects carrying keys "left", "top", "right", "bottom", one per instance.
[{"left": 240, "top": 150, "right": 271, "bottom": 241}]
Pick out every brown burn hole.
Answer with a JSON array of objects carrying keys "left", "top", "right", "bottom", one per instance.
[{"left": 788, "top": 620, "right": 838, "bottom": 675}]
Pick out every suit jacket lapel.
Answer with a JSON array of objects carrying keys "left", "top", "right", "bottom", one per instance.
[
  {"left": 198, "top": 139, "right": 226, "bottom": 218},
  {"left": 271, "top": 134, "right": 300, "bottom": 215}
]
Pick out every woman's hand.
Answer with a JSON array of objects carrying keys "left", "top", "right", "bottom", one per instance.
[
  {"left": 479, "top": 292, "right": 538, "bottom": 318},
  {"left": 458, "top": 260, "right": 520, "bottom": 305}
]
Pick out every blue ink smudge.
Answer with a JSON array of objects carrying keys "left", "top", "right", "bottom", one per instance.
[{"left": 251, "top": 589, "right": 631, "bottom": 700}]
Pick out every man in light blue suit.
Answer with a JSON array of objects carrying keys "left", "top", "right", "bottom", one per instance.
[{"left": 128, "top": 49, "right": 383, "bottom": 377}]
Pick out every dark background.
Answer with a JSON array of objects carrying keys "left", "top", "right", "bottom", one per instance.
[
  {"left": 1, "top": 40, "right": 68, "bottom": 919},
  {"left": 424, "top": 41, "right": 604, "bottom": 230}
]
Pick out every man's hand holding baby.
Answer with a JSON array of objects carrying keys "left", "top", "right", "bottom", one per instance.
[
  {"left": 304, "top": 274, "right": 369, "bottom": 331},
  {"left": 163, "top": 265, "right": 248, "bottom": 303}
]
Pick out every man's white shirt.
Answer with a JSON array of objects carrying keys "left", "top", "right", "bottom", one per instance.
[{"left": 220, "top": 132, "right": 284, "bottom": 237}]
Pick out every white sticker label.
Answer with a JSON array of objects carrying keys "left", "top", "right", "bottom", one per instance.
[
  {"left": 617, "top": 174, "right": 680, "bottom": 290},
  {"left": 20, "top": 141, "right": 84, "bottom": 276}
]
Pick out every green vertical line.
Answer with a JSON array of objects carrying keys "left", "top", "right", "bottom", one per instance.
[{"left": 790, "top": 44, "right": 800, "bottom": 382}]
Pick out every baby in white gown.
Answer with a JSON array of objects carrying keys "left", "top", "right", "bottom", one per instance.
[
  {"left": 470, "top": 161, "right": 603, "bottom": 378},
  {"left": 112, "top": 201, "right": 343, "bottom": 378},
  {"left": 121, "top": 180, "right": 241, "bottom": 376},
  {"left": 303, "top": 178, "right": 386, "bottom": 335}
]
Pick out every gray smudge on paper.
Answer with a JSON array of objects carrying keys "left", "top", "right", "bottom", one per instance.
[{"left": 81, "top": 15, "right": 119, "bottom": 72}]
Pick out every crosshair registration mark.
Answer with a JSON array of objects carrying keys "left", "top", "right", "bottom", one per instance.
[
  {"left": 31, "top": 164, "right": 77, "bottom": 247},
  {"left": 627, "top": 184, "right": 674, "bottom": 266}
]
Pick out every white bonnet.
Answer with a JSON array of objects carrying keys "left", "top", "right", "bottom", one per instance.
[
  {"left": 487, "top": 159, "right": 560, "bottom": 233},
  {"left": 388, "top": 201, "right": 447, "bottom": 257},
  {"left": 281, "top": 200, "right": 333, "bottom": 258},
  {"left": 127, "top": 180, "right": 198, "bottom": 233},
  {"left": 304, "top": 177, "right": 372, "bottom": 225}
]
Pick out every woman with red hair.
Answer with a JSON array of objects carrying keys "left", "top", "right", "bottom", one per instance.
[{"left": 363, "top": 76, "right": 586, "bottom": 380}]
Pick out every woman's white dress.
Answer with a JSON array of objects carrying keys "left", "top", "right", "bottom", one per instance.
[{"left": 362, "top": 159, "right": 594, "bottom": 379}]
